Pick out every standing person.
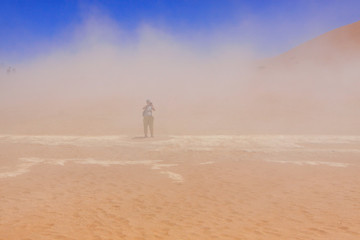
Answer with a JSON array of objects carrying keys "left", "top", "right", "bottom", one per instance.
[{"left": 143, "top": 99, "right": 155, "bottom": 137}]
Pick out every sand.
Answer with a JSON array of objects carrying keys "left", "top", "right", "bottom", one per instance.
[{"left": 0, "top": 135, "right": 359, "bottom": 240}]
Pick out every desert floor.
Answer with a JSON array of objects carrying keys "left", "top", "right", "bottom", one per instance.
[{"left": 0, "top": 135, "right": 359, "bottom": 240}]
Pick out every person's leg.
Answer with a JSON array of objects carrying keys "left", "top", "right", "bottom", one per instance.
[
  {"left": 149, "top": 116, "right": 154, "bottom": 137},
  {"left": 143, "top": 117, "right": 148, "bottom": 137}
]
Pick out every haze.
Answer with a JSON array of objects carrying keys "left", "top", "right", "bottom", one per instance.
[
  {"left": 1, "top": 13, "right": 359, "bottom": 135},
  {"left": 1, "top": 2, "right": 360, "bottom": 240}
]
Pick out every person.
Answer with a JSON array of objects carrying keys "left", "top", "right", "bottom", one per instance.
[{"left": 142, "top": 99, "right": 155, "bottom": 137}]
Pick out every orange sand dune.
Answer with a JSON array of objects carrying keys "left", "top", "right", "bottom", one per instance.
[
  {"left": 249, "top": 21, "right": 360, "bottom": 135},
  {"left": 275, "top": 20, "right": 360, "bottom": 65}
]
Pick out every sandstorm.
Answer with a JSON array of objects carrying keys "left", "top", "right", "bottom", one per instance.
[{"left": 1, "top": 14, "right": 359, "bottom": 135}]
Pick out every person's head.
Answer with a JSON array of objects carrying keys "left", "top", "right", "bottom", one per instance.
[{"left": 146, "top": 99, "right": 152, "bottom": 105}]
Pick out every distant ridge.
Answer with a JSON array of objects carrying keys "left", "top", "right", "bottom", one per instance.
[{"left": 275, "top": 20, "right": 360, "bottom": 65}]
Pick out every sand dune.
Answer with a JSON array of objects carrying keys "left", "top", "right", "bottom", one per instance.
[
  {"left": 248, "top": 21, "right": 360, "bottom": 135},
  {"left": 1, "top": 135, "right": 359, "bottom": 239},
  {"left": 275, "top": 20, "right": 360, "bottom": 65}
]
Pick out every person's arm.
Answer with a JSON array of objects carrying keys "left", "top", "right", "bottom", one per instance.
[{"left": 151, "top": 104, "right": 156, "bottom": 111}]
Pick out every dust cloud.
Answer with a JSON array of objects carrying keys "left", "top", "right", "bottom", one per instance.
[{"left": 0, "top": 16, "right": 359, "bottom": 135}]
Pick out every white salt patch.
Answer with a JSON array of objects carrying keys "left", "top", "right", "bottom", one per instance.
[
  {"left": 0, "top": 157, "right": 75, "bottom": 178},
  {"left": 1, "top": 135, "right": 360, "bottom": 153},
  {"left": 72, "top": 158, "right": 116, "bottom": 166},
  {"left": 160, "top": 171, "right": 184, "bottom": 183},
  {"left": 160, "top": 135, "right": 305, "bottom": 151},
  {"left": 199, "top": 161, "right": 214, "bottom": 165},
  {"left": 151, "top": 164, "right": 178, "bottom": 170},
  {"left": 304, "top": 161, "right": 349, "bottom": 167},
  {"left": 18, "top": 158, "right": 162, "bottom": 167},
  {"left": 20, "top": 157, "right": 44, "bottom": 163},
  {"left": 266, "top": 160, "right": 349, "bottom": 167},
  {"left": 121, "top": 160, "right": 162, "bottom": 165},
  {"left": 246, "top": 149, "right": 360, "bottom": 153},
  {"left": 0, "top": 164, "right": 31, "bottom": 178},
  {"left": 0, "top": 159, "right": 41, "bottom": 178},
  {"left": 20, "top": 157, "right": 75, "bottom": 166},
  {"left": 51, "top": 159, "right": 68, "bottom": 166},
  {"left": 1, "top": 156, "right": 184, "bottom": 183},
  {"left": 65, "top": 158, "right": 162, "bottom": 167},
  {"left": 0, "top": 157, "right": 165, "bottom": 178},
  {"left": 0, "top": 135, "right": 130, "bottom": 147}
]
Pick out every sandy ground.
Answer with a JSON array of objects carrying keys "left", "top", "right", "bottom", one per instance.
[{"left": 0, "top": 135, "right": 359, "bottom": 240}]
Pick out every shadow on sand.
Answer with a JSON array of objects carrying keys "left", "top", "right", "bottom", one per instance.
[
  {"left": 132, "top": 136, "right": 148, "bottom": 139},
  {"left": 131, "top": 136, "right": 171, "bottom": 141}
]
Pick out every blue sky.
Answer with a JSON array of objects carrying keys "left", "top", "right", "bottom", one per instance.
[{"left": 1, "top": 0, "right": 360, "bottom": 62}]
